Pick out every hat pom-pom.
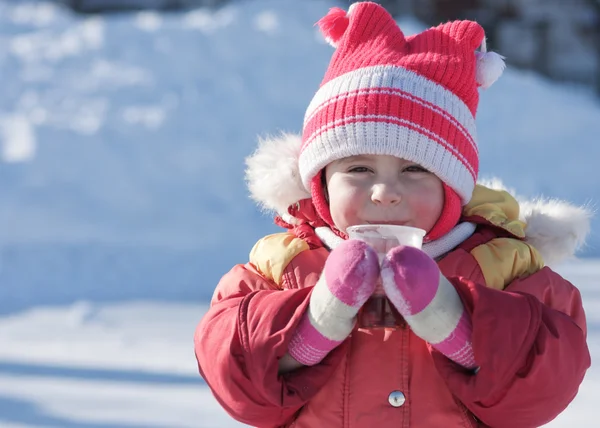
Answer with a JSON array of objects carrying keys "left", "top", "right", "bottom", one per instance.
[
  {"left": 475, "top": 51, "right": 506, "bottom": 89},
  {"left": 316, "top": 7, "right": 349, "bottom": 48}
]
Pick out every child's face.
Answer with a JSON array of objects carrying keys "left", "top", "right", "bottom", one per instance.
[{"left": 325, "top": 154, "right": 444, "bottom": 234}]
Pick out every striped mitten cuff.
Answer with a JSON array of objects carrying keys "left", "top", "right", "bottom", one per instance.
[
  {"left": 381, "top": 246, "right": 477, "bottom": 369},
  {"left": 288, "top": 240, "right": 379, "bottom": 366}
]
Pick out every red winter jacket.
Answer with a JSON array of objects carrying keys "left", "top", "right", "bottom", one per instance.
[{"left": 195, "top": 190, "right": 590, "bottom": 427}]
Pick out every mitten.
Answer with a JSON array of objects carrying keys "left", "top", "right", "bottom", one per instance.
[
  {"left": 381, "top": 246, "right": 477, "bottom": 369},
  {"left": 288, "top": 240, "right": 379, "bottom": 366}
]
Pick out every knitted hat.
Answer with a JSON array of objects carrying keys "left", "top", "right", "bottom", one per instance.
[{"left": 300, "top": 2, "right": 505, "bottom": 240}]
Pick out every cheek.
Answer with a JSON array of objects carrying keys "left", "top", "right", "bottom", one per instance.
[
  {"left": 328, "top": 182, "right": 365, "bottom": 226},
  {"left": 409, "top": 184, "right": 444, "bottom": 230}
]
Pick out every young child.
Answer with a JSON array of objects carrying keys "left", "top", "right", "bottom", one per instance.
[{"left": 195, "top": 2, "right": 591, "bottom": 427}]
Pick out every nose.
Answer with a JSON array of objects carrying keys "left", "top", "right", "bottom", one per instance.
[{"left": 371, "top": 182, "right": 402, "bottom": 205}]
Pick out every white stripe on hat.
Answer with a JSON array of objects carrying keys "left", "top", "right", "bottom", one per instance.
[
  {"left": 304, "top": 65, "right": 477, "bottom": 146},
  {"left": 305, "top": 87, "right": 478, "bottom": 155},
  {"left": 298, "top": 121, "right": 475, "bottom": 203},
  {"left": 303, "top": 114, "right": 477, "bottom": 179}
]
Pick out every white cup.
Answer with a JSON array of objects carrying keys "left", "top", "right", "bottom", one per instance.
[
  {"left": 345, "top": 224, "right": 426, "bottom": 329},
  {"left": 346, "top": 224, "right": 425, "bottom": 255}
]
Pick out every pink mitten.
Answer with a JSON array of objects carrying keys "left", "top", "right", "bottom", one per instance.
[
  {"left": 381, "top": 246, "right": 477, "bottom": 369},
  {"left": 288, "top": 240, "right": 379, "bottom": 366}
]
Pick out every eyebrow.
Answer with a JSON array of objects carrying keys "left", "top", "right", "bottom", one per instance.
[{"left": 336, "top": 155, "right": 373, "bottom": 165}]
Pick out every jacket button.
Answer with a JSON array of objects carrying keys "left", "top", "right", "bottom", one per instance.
[{"left": 388, "top": 391, "right": 405, "bottom": 407}]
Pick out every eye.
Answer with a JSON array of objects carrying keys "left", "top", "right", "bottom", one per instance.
[
  {"left": 348, "top": 166, "right": 372, "bottom": 173},
  {"left": 403, "top": 165, "right": 429, "bottom": 173}
]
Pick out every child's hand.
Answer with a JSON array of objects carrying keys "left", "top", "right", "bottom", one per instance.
[
  {"left": 381, "top": 246, "right": 477, "bottom": 369},
  {"left": 288, "top": 240, "right": 379, "bottom": 366}
]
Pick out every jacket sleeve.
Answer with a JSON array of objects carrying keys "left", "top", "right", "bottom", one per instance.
[
  {"left": 432, "top": 267, "right": 590, "bottom": 428},
  {"left": 194, "top": 263, "right": 346, "bottom": 427}
]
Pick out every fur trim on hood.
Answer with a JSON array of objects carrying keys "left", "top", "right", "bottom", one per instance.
[
  {"left": 245, "top": 134, "right": 593, "bottom": 265},
  {"left": 477, "top": 178, "right": 593, "bottom": 266},
  {"left": 245, "top": 133, "right": 310, "bottom": 225}
]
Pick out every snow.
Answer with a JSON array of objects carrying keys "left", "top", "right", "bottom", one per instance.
[
  {"left": 0, "top": 303, "right": 242, "bottom": 427},
  {"left": 0, "top": 0, "right": 599, "bottom": 426},
  {"left": 0, "top": 115, "right": 36, "bottom": 162},
  {"left": 0, "top": 261, "right": 598, "bottom": 427}
]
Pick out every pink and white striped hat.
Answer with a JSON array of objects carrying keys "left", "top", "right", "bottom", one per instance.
[{"left": 300, "top": 2, "right": 504, "bottom": 240}]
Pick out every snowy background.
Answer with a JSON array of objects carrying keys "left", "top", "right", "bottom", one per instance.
[{"left": 0, "top": 0, "right": 598, "bottom": 426}]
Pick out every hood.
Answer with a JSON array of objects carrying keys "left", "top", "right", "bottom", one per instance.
[{"left": 474, "top": 179, "right": 592, "bottom": 266}]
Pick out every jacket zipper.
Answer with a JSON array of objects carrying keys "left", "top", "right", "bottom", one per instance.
[{"left": 455, "top": 397, "right": 479, "bottom": 428}]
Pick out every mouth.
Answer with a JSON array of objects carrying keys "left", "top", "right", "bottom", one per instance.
[{"left": 366, "top": 221, "right": 408, "bottom": 226}]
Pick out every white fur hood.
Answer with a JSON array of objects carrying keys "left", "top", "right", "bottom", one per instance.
[{"left": 245, "top": 133, "right": 593, "bottom": 266}]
